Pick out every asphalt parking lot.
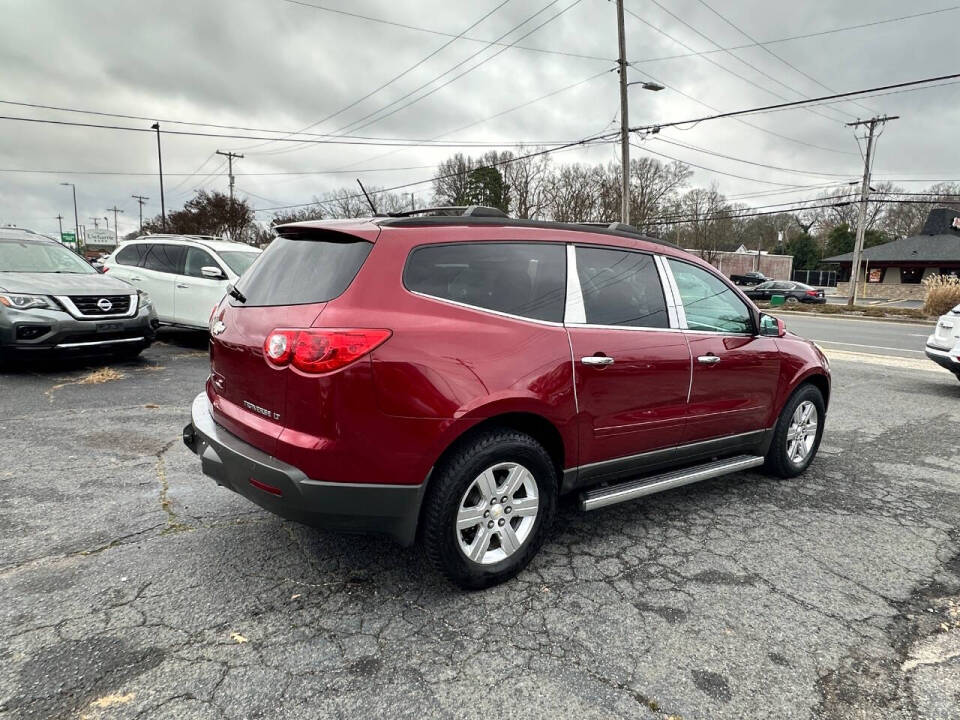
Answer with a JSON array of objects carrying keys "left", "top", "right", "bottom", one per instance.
[{"left": 2, "top": 324, "right": 960, "bottom": 720}]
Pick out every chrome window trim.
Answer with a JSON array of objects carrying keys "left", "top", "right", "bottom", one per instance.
[
  {"left": 653, "top": 254, "right": 683, "bottom": 329},
  {"left": 656, "top": 255, "right": 687, "bottom": 329},
  {"left": 55, "top": 293, "right": 139, "bottom": 320},
  {"left": 663, "top": 256, "right": 756, "bottom": 336},
  {"left": 563, "top": 244, "right": 586, "bottom": 324},
  {"left": 408, "top": 291, "right": 565, "bottom": 328},
  {"left": 565, "top": 244, "right": 674, "bottom": 331}
]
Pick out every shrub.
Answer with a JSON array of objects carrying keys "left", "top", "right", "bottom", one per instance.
[{"left": 923, "top": 275, "right": 960, "bottom": 316}]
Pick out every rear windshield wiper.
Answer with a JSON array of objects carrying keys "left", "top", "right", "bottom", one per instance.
[{"left": 227, "top": 283, "right": 246, "bottom": 303}]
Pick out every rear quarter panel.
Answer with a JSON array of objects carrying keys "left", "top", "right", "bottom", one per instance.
[{"left": 323, "top": 234, "right": 579, "bottom": 475}]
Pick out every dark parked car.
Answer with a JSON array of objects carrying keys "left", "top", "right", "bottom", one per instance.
[
  {"left": 183, "top": 207, "right": 830, "bottom": 588},
  {"left": 745, "top": 281, "right": 826, "bottom": 304},
  {"left": 730, "top": 270, "right": 771, "bottom": 286},
  {"left": 0, "top": 228, "right": 157, "bottom": 364}
]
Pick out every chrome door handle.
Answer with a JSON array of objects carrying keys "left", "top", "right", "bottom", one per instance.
[
  {"left": 697, "top": 355, "right": 721, "bottom": 365},
  {"left": 176, "top": 283, "right": 189, "bottom": 288},
  {"left": 581, "top": 356, "right": 614, "bottom": 366}
]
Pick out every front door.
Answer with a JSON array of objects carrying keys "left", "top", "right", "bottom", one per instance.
[
  {"left": 666, "top": 258, "right": 781, "bottom": 443},
  {"left": 138, "top": 243, "right": 185, "bottom": 323},
  {"left": 566, "top": 246, "right": 691, "bottom": 483},
  {"left": 175, "top": 246, "right": 229, "bottom": 327}
]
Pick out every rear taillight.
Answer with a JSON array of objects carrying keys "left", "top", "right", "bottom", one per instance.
[
  {"left": 263, "top": 328, "right": 391, "bottom": 374},
  {"left": 101, "top": 267, "right": 109, "bottom": 273},
  {"left": 806, "top": 290, "right": 818, "bottom": 297}
]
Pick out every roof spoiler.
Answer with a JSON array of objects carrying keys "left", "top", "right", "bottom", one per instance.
[{"left": 381, "top": 205, "right": 508, "bottom": 219}]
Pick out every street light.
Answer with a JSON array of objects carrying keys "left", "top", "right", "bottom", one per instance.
[
  {"left": 618, "top": 80, "right": 664, "bottom": 225},
  {"left": 627, "top": 81, "right": 665, "bottom": 91},
  {"left": 59, "top": 182, "right": 80, "bottom": 253}
]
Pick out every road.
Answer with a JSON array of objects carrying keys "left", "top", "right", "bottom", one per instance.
[
  {"left": 2, "top": 329, "right": 960, "bottom": 719},
  {"left": 773, "top": 312, "right": 934, "bottom": 360}
]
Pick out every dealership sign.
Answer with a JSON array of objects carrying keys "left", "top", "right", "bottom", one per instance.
[{"left": 85, "top": 228, "right": 115, "bottom": 247}]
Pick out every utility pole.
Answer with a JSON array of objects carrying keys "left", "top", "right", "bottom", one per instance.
[
  {"left": 151, "top": 123, "right": 166, "bottom": 230},
  {"left": 107, "top": 205, "right": 123, "bottom": 246},
  {"left": 56, "top": 214, "right": 64, "bottom": 240},
  {"left": 410, "top": 192, "right": 415, "bottom": 211},
  {"left": 60, "top": 182, "right": 81, "bottom": 252},
  {"left": 131, "top": 195, "right": 148, "bottom": 234},
  {"left": 89, "top": 217, "right": 100, "bottom": 230},
  {"left": 216, "top": 150, "right": 243, "bottom": 235},
  {"left": 616, "top": 0, "right": 630, "bottom": 225},
  {"left": 846, "top": 115, "right": 898, "bottom": 306}
]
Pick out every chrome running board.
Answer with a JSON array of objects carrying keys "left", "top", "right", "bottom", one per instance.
[{"left": 579, "top": 454, "right": 764, "bottom": 511}]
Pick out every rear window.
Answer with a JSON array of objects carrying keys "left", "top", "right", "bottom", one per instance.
[
  {"left": 235, "top": 235, "right": 372, "bottom": 306},
  {"left": 403, "top": 242, "right": 566, "bottom": 322}
]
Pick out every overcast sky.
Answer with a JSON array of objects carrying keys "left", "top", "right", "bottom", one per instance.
[{"left": 2, "top": 0, "right": 958, "bottom": 238}]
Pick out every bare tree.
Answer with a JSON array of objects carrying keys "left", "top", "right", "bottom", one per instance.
[
  {"left": 664, "top": 186, "right": 732, "bottom": 264},
  {"left": 543, "top": 164, "right": 605, "bottom": 222},
  {"left": 502, "top": 147, "right": 551, "bottom": 219},
  {"left": 629, "top": 157, "right": 692, "bottom": 234}
]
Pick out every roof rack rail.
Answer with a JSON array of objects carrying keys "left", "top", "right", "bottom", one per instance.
[{"left": 382, "top": 205, "right": 508, "bottom": 219}]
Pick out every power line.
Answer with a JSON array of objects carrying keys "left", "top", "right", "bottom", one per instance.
[
  {"left": 278, "top": 0, "right": 613, "bottom": 63},
  {"left": 692, "top": 0, "right": 877, "bottom": 117},
  {"left": 630, "top": 5, "right": 960, "bottom": 65},
  {"left": 0, "top": 97, "right": 599, "bottom": 146},
  {"left": 631, "top": 141, "right": 824, "bottom": 187},
  {"left": 624, "top": 4, "right": 846, "bottom": 126},
  {"left": 251, "top": 135, "right": 616, "bottom": 213},
  {"left": 242, "top": 0, "right": 515, "bottom": 153},
  {"left": 654, "top": 136, "right": 858, "bottom": 177},
  {"left": 263, "top": 0, "right": 586, "bottom": 155},
  {"left": 628, "top": 71, "right": 960, "bottom": 134},
  {"left": 0, "top": 113, "right": 600, "bottom": 148}
]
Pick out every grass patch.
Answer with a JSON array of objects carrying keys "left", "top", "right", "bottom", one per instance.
[{"left": 755, "top": 302, "right": 931, "bottom": 320}]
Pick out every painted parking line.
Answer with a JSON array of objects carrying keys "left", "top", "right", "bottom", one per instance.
[
  {"left": 816, "top": 340, "right": 924, "bottom": 354},
  {"left": 822, "top": 348, "right": 949, "bottom": 374}
]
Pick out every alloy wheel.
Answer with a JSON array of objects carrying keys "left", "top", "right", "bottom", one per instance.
[
  {"left": 455, "top": 462, "right": 539, "bottom": 565},
  {"left": 787, "top": 400, "right": 818, "bottom": 464}
]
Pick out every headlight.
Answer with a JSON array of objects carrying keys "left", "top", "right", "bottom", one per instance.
[
  {"left": 137, "top": 290, "right": 152, "bottom": 308},
  {"left": 0, "top": 293, "right": 55, "bottom": 310}
]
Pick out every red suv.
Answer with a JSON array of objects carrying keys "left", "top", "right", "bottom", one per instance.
[{"left": 183, "top": 207, "right": 830, "bottom": 589}]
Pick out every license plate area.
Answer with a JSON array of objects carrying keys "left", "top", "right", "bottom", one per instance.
[{"left": 96, "top": 322, "right": 123, "bottom": 333}]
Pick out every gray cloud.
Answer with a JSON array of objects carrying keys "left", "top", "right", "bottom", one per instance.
[{"left": 1, "top": 0, "right": 958, "bottom": 237}]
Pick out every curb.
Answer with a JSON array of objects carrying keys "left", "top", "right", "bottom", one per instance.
[{"left": 769, "top": 309, "right": 937, "bottom": 327}]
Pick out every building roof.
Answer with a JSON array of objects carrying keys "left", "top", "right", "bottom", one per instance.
[{"left": 825, "top": 207, "right": 960, "bottom": 264}]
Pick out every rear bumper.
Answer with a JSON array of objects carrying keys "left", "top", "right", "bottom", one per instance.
[
  {"left": 183, "top": 393, "right": 425, "bottom": 546},
  {"left": 925, "top": 344, "right": 960, "bottom": 374}
]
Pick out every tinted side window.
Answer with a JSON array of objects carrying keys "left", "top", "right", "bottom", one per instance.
[
  {"left": 575, "top": 246, "right": 668, "bottom": 328},
  {"left": 142, "top": 244, "right": 186, "bottom": 274},
  {"left": 115, "top": 244, "right": 147, "bottom": 266},
  {"left": 184, "top": 247, "right": 218, "bottom": 278},
  {"left": 667, "top": 259, "right": 752, "bottom": 334},
  {"left": 404, "top": 242, "right": 566, "bottom": 322}
]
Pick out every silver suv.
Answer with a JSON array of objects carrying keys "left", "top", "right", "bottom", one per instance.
[
  {"left": 926, "top": 303, "right": 960, "bottom": 381},
  {"left": 0, "top": 228, "right": 157, "bottom": 363}
]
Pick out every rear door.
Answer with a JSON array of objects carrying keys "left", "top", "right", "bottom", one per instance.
[
  {"left": 566, "top": 245, "right": 691, "bottom": 484},
  {"left": 665, "top": 258, "right": 780, "bottom": 444},
  {"left": 138, "top": 244, "right": 185, "bottom": 323},
  {"left": 208, "top": 229, "right": 376, "bottom": 454},
  {"left": 175, "top": 246, "right": 229, "bottom": 327}
]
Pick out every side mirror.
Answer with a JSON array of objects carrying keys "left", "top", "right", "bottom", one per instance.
[
  {"left": 201, "top": 266, "right": 225, "bottom": 279},
  {"left": 759, "top": 313, "right": 786, "bottom": 337}
]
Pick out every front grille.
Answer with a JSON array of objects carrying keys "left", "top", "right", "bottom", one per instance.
[{"left": 68, "top": 294, "right": 131, "bottom": 316}]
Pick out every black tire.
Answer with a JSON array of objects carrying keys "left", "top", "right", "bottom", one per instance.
[
  {"left": 785, "top": 296, "right": 800, "bottom": 305},
  {"left": 764, "top": 383, "right": 825, "bottom": 478},
  {"left": 421, "top": 429, "right": 558, "bottom": 590}
]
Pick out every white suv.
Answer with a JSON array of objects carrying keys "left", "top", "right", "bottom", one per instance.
[
  {"left": 925, "top": 303, "right": 960, "bottom": 381},
  {"left": 103, "top": 235, "right": 260, "bottom": 329}
]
